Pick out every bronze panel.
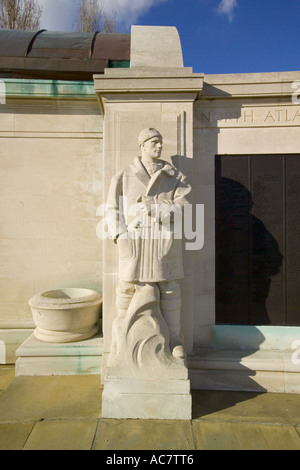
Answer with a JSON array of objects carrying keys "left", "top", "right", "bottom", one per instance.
[
  {"left": 286, "top": 156, "right": 300, "bottom": 325},
  {"left": 250, "top": 156, "right": 284, "bottom": 325},
  {"left": 215, "top": 156, "right": 251, "bottom": 325},
  {"left": 215, "top": 154, "right": 300, "bottom": 326}
]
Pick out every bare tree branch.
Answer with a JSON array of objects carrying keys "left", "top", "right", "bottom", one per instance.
[
  {"left": 0, "top": 0, "right": 42, "bottom": 30},
  {"left": 102, "top": 9, "right": 116, "bottom": 33},
  {"left": 74, "top": 0, "right": 117, "bottom": 33}
]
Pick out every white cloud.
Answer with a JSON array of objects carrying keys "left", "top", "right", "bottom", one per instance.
[
  {"left": 39, "top": 0, "right": 75, "bottom": 31},
  {"left": 102, "top": 0, "right": 168, "bottom": 28},
  {"left": 216, "top": 0, "right": 238, "bottom": 22},
  {"left": 38, "top": 0, "right": 169, "bottom": 32}
]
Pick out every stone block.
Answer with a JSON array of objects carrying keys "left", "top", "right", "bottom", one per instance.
[
  {"left": 0, "top": 375, "right": 102, "bottom": 421},
  {"left": 102, "top": 378, "right": 192, "bottom": 420},
  {"left": 0, "top": 423, "right": 34, "bottom": 450},
  {"left": 130, "top": 26, "right": 184, "bottom": 68},
  {"left": 23, "top": 420, "right": 98, "bottom": 451},
  {"left": 193, "top": 421, "right": 300, "bottom": 450},
  {"left": 15, "top": 333, "right": 103, "bottom": 376},
  {"left": 94, "top": 419, "right": 195, "bottom": 450}
]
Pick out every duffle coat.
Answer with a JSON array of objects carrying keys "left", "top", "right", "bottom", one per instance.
[{"left": 106, "top": 156, "right": 191, "bottom": 282}]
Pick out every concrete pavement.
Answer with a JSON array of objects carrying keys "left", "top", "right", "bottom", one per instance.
[{"left": 0, "top": 365, "right": 300, "bottom": 450}]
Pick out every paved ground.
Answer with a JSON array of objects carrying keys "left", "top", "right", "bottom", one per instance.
[{"left": 0, "top": 365, "right": 300, "bottom": 450}]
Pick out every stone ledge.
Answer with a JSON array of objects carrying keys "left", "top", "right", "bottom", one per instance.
[
  {"left": 203, "top": 71, "right": 300, "bottom": 99},
  {"left": 189, "top": 348, "right": 298, "bottom": 372},
  {"left": 0, "top": 329, "right": 33, "bottom": 365},
  {"left": 14, "top": 336, "right": 300, "bottom": 394},
  {"left": 188, "top": 349, "right": 300, "bottom": 394},
  {"left": 15, "top": 333, "right": 103, "bottom": 376},
  {"left": 15, "top": 356, "right": 102, "bottom": 376},
  {"left": 16, "top": 332, "right": 103, "bottom": 356},
  {"left": 2, "top": 79, "right": 96, "bottom": 99}
]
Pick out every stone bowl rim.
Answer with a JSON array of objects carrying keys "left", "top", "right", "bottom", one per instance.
[{"left": 28, "top": 288, "right": 102, "bottom": 309}]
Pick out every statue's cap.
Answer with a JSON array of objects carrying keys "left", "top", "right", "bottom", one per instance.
[{"left": 138, "top": 128, "right": 162, "bottom": 147}]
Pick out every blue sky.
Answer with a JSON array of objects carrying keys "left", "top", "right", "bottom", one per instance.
[{"left": 39, "top": 0, "right": 300, "bottom": 74}]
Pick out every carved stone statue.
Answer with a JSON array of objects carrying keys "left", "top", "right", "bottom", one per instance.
[{"left": 105, "top": 128, "right": 191, "bottom": 378}]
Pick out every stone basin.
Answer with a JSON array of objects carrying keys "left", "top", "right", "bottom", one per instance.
[{"left": 28, "top": 288, "right": 102, "bottom": 343}]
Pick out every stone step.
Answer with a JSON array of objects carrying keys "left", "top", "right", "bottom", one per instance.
[
  {"left": 188, "top": 349, "right": 300, "bottom": 394},
  {"left": 15, "top": 333, "right": 103, "bottom": 377},
  {"left": 14, "top": 335, "right": 300, "bottom": 395}
]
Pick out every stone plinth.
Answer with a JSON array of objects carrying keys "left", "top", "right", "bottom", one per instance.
[
  {"left": 101, "top": 281, "right": 192, "bottom": 419},
  {"left": 15, "top": 333, "right": 103, "bottom": 376},
  {"left": 102, "top": 378, "right": 192, "bottom": 420}
]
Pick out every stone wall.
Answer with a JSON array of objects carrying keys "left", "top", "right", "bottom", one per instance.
[
  {"left": 2, "top": 68, "right": 300, "bottom": 376},
  {"left": 0, "top": 80, "right": 103, "bottom": 362},
  {"left": 193, "top": 71, "right": 300, "bottom": 348}
]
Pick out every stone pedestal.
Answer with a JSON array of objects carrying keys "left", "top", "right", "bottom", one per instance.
[{"left": 101, "top": 281, "right": 192, "bottom": 420}]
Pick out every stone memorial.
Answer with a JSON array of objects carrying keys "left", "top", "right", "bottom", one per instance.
[
  {"left": 101, "top": 128, "right": 192, "bottom": 419},
  {"left": 0, "top": 24, "right": 299, "bottom": 396}
]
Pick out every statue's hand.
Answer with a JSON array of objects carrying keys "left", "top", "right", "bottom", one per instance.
[{"left": 138, "top": 196, "right": 155, "bottom": 215}]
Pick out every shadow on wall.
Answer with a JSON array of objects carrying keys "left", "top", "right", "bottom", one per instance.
[
  {"left": 216, "top": 177, "right": 283, "bottom": 325},
  {"left": 171, "top": 154, "right": 194, "bottom": 186},
  {"left": 189, "top": 325, "right": 269, "bottom": 413}
]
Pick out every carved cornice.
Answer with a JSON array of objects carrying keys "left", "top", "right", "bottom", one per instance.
[{"left": 94, "top": 68, "right": 204, "bottom": 114}]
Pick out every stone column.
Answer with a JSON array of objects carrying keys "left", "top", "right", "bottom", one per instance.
[{"left": 94, "top": 26, "right": 203, "bottom": 419}]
